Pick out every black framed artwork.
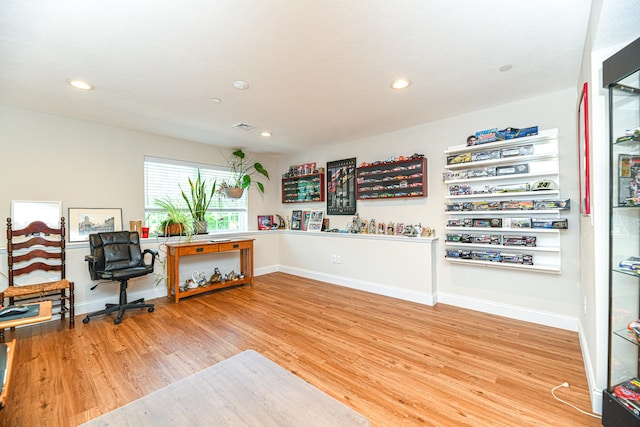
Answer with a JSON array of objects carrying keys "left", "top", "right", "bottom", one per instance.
[{"left": 326, "top": 158, "right": 356, "bottom": 215}]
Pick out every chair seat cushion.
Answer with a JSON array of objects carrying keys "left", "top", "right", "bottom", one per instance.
[
  {"left": 100, "top": 266, "right": 153, "bottom": 281},
  {"left": 2, "top": 279, "right": 72, "bottom": 297}
]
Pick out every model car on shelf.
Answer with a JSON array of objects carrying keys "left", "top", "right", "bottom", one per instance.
[{"left": 619, "top": 256, "right": 640, "bottom": 272}]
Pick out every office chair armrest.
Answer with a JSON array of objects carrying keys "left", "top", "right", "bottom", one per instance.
[
  {"left": 143, "top": 248, "right": 158, "bottom": 268},
  {"left": 85, "top": 254, "right": 99, "bottom": 280}
]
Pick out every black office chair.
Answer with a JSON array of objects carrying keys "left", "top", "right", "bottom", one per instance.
[{"left": 83, "top": 231, "right": 157, "bottom": 325}]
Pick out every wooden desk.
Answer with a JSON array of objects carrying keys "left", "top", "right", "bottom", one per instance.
[
  {"left": 0, "top": 300, "right": 53, "bottom": 334},
  {"left": 0, "top": 300, "right": 52, "bottom": 409},
  {"left": 166, "top": 239, "right": 254, "bottom": 303},
  {"left": 0, "top": 339, "right": 16, "bottom": 410}
]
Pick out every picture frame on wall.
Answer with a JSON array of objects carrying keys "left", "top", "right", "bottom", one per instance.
[
  {"left": 257, "top": 215, "right": 274, "bottom": 230},
  {"left": 68, "top": 208, "right": 123, "bottom": 242},
  {"left": 326, "top": 158, "right": 357, "bottom": 215},
  {"left": 11, "top": 200, "right": 62, "bottom": 229},
  {"left": 577, "top": 82, "right": 591, "bottom": 215}
]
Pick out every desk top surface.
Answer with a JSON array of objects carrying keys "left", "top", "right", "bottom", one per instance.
[
  {"left": 0, "top": 301, "right": 53, "bottom": 329},
  {"left": 166, "top": 238, "right": 254, "bottom": 248}
]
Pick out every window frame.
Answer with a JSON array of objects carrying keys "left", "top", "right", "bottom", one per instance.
[{"left": 144, "top": 156, "right": 248, "bottom": 235}]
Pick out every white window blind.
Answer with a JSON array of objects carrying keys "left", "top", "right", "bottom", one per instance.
[{"left": 144, "top": 156, "right": 247, "bottom": 233}]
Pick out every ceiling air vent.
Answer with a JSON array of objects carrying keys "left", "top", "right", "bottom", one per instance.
[{"left": 232, "top": 122, "right": 255, "bottom": 131}]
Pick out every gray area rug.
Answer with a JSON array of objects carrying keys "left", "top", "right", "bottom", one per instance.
[{"left": 80, "top": 349, "right": 369, "bottom": 426}]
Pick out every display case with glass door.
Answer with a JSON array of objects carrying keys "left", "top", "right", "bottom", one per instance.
[{"left": 603, "top": 37, "right": 640, "bottom": 426}]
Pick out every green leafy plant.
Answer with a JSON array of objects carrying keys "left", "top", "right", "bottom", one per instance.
[
  {"left": 154, "top": 197, "right": 194, "bottom": 238},
  {"left": 180, "top": 169, "right": 217, "bottom": 221},
  {"left": 221, "top": 149, "right": 270, "bottom": 194}
]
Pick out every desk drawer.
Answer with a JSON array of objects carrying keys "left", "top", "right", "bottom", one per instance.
[
  {"left": 178, "top": 245, "right": 219, "bottom": 256},
  {"left": 219, "top": 241, "right": 252, "bottom": 251}
]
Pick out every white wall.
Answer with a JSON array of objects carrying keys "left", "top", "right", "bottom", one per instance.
[
  {"left": 0, "top": 105, "right": 281, "bottom": 239},
  {"left": 0, "top": 105, "right": 281, "bottom": 307},
  {"left": 277, "top": 89, "right": 581, "bottom": 329}
]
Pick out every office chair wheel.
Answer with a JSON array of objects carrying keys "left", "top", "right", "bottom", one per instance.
[
  {"left": 114, "top": 317, "right": 122, "bottom": 325},
  {"left": 83, "top": 316, "right": 90, "bottom": 324},
  {"left": 148, "top": 307, "right": 154, "bottom": 313}
]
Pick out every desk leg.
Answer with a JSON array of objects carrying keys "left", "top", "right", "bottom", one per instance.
[
  {"left": 167, "top": 251, "right": 181, "bottom": 303},
  {"left": 240, "top": 247, "right": 254, "bottom": 286}
]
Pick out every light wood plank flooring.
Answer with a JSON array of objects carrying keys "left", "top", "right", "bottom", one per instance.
[{"left": 0, "top": 272, "right": 599, "bottom": 426}]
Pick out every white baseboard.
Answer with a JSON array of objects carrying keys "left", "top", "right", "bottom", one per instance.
[
  {"left": 577, "top": 321, "right": 603, "bottom": 415},
  {"left": 437, "top": 291, "right": 578, "bottom": 331},
  {"left": 73, "top": 286, "right": 167, "bottom": 317},
  {"left": 277, "top": 265, "right": 436, "bottom": 306}
]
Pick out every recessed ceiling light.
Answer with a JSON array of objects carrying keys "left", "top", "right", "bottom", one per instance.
[
  {"left": 260, "top": 131, "right": 273, "bottom": 137},
  {"left": 211, "top": 97, "right": 222, "bottom": 103},
  {"left": 233, "top": 80, "right": 249, "bottom": 90},
  {"left": 499, "top": 64, "right": 513, "bottom": 72},
  {"left": 390, "top": 78, "right": 411, "bottom": 90},
  {"left": 66, "top": 79, "right": 94, "bottom": 91}
]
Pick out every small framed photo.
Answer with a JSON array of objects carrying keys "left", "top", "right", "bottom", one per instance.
[
  {"left": 307, "top": 210, "right": 324, "bottom": 232},
  {"left": 11, "top": 200, "right": 62, "bottom": 229},
  {"left": 301, "top": 211, "right": 311, "bottom": 231},
  {"left": 258, "top": 215, "right": 274, "bottom": 230},
  {"left": 291, "top": 210, "right": 302, "bottom": 230},
  {"left": 68, "top": 208, "right": 123, "bottom": 242}
]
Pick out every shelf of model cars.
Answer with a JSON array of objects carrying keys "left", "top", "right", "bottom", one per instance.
[
  {"left": 444, "top": 242, "right": 560, "bottom": 252},
  {"left": 445, "top": 190, "right": 559, "bottom": 200},
  {"left": 446, "top": 209, "right": 564, "bottom": 216},
  {"left": 613, "top": 267, "right": 640, "bottom": 278},
  {"left": 445, "top": 153, "right": 558, "bottom": 171},
  {"left": 446, "top": 226, "right": 561, "bottom": 234},
  {"left": 444, "top": 257, "right": 561, "bottom": 273},
  {"left": 445, "top": 128, "right": 558, "bottom": 155},
  {"left": 356, "top": 157, "right": 427, "bottom": 200},
  {"left": 445, "top": 130, "right": 558, "bottom": 169},
  {"left": 281, "top": 173, "right": 325, "bottom": 203},
  {"left": 443, "top": 171, "right": 558, "bottom": 185}
]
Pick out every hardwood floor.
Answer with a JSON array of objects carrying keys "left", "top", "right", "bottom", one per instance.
[{"left": 1, "top": 272, "right": 599, "bottom": 426}]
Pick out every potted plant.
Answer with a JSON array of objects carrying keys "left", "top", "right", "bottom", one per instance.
[
  {"left": 180, "top": 169, "right": 217, "bottom": 234},
  {"left": 154, "top": 197, "right": 194, "bottom": 239},
  {"left": 220, "top": 149, "right": 270, "bottom": 198}
]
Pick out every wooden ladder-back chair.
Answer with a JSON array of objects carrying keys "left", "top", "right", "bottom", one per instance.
[{"left": 1, "top": 217, "right": 75, "bottom": 341}]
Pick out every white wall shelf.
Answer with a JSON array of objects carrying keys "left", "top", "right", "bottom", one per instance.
[
  {"left": 446, "top": 257, "right": 561, "bottom": 273},
  {"left": 443, "top": 128, "right": 565, "bottom": 273},
  {"left": 445, "top": 190, "right": 559, "bottom": 200},
  {"left": 445, "top": 226, "right": 561, "bottom": 234}
]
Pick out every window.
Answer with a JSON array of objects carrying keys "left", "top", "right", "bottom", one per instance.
[{"left": 144, "top": 156, "right": 247, "bottom": 235}]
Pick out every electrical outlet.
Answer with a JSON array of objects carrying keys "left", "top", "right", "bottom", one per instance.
[{"left": 336, "top": 255, "right": 342, "bottom": 264}]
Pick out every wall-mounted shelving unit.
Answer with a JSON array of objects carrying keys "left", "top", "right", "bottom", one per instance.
[
  {"left": 356, "top": 157, "right": 427, "bottom": 200},
  {"left": 281, "top": 173, "right": 325, "bottom": 203},
  {"left": 443, "top": 128, "right": 566, "bottom": 273}
]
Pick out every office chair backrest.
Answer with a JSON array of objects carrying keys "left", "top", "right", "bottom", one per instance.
[
  {"left": 7, "top": 218, "right": 66, "bottom": 285},
  {"left": 88, "top": 231, "right": 144, "bottom": 280}
]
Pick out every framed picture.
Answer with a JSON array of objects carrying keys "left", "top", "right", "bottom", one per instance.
[
  {"left": 307, "top": 210, "right": 324, "bottom": 232},
  {"left": 577, "top": 82, "right": 591, "bottom": 215},
  {"left": 618, "top": 155, "right": 640, "bottom": 205},
  {"left": 11, "top": 200, "right": 61, "bottom": 229},
  {"left": 68, "top": 208, "right": 123, "bottom": 242},
  {"left": 301, "top": 211, "right": 311, "bottom": 231},
  {"left": 291, "top": 210, "right": 302, "bottom": 230},
  {"left": 326, "top": 158, "right": 356, "bottom": 215},
  {"left": 258, "top": 215, "right": 274, "bottom": 230}
]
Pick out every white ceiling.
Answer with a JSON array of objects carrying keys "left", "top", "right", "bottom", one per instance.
[{"left": 0, "top": 1, "right": 635, "bottom": 155}]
